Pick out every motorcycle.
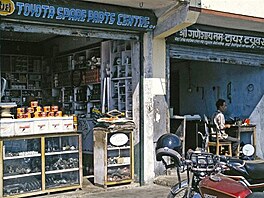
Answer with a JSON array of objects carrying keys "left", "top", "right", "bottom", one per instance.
[
  {"left": 155, "top": 133, "right": 264, "bottom": 198},
  {"left": 198, "top": 127, "right": 264, "bottom": 193},
  {"left": 220, "top": 155, "right": 264, "bottom": 192}
]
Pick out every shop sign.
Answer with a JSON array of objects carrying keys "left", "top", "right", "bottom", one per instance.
[
  {"left": 0, "top": 0, "right": 157, "bottom": 31},
  {"left": 0, "top": 0, "right": 15, "bottom": 15},
  {"left": 169, "top": 27, "right": 264, "bottom": 50},
  {"left": 109, "top": 133, "right": 128, "bottom": 147}
]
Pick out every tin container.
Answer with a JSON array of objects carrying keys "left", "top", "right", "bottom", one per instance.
[
  {"left": 41, "top": 112, "right": 47, "bottom": 117},
  {"left": 48, "top": 112, "right": 55, "bottom": 117},
  {"left": 17, "top": 108, "right": 25, "bottom": 114},
  {"left": 55, "top": 111, "right": 62, "bottom": 117},
  {"left": 73, "top": 114, "right": 78, "bottom": 131},
  {"left": 27, "top": 107, "right": 34, "bottom": 113},
  {"left": 51, "top": 106, "right": 58, "bottom": 112},
  {"left": 31, "top": 101, "right": 38, "bottom": 108},
  {"left": 44, "top": 106, "right": 50, "bottom": 112},
  {"left": 17, "top": 113, "right": 23, "bottom": 119},
  {"left": 36, "top": 106, "right": 42, "bottom": 112},
  {"left": 23, "top": 113, "right": 31, "bottom": 119},
  {"left": 34, "top": 112, "right": 41, "bottom": 118}
]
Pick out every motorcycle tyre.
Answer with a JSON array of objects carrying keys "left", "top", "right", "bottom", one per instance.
[{"left": 167, "top": 186, "right": 188, "bottom": 198}]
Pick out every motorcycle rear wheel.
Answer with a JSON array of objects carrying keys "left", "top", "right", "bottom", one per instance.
[{"left": 167, "top": 186, "right": 188, "bottom": 198}]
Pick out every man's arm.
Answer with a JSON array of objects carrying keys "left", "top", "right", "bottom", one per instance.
[{"left": 214, "top": 113, "right": 225, "bottom": 130}]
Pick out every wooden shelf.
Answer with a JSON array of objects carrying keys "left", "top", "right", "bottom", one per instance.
[
  {"left": 3, "top": 172, "right": 41, "bottom": 180},
  {"left": 107, "top": 146, "right": 130, "bottom": 150},
  {"left": 107, "top": 163, "right": 130, "bottom": 167},
  {"left": 45, "top": 150, "right": 79, "bottom": 156},
  {"left": 46, "top": 168, "right": 79, "bottom": 175},
  {"left": 4, "top": 153, "right": 41, "bottom": 160}
]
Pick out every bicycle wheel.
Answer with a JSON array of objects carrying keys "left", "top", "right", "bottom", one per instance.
[{"left": 167, "top": 186, "right": 188, "bottom": 198}]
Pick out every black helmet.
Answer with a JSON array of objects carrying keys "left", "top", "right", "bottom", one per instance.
[{"left": 156, "top": 133, "right": 182, "bottom": 167}]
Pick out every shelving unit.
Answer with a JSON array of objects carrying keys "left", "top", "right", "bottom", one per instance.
[
  {"left": 109, "top": 41, "right": 133, "bottom": 118},
  {"left": 93, "top": 127, "right": 134, "bottom": 188},
  {"left": 0, "top": 132, "right": 82, "bottom": 197},
  {"left": 0, "top": 54, "right": 43, "bottom": 105},
  {"left": 52, "top": 46, "right": 101, "bottom": 116},
  {"left": 87, "top": 83, "right": 101, "bottom": 117}
]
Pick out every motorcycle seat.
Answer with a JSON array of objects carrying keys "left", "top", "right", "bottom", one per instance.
[
  {"left": 247, "top": 192, "right": 264, "bottom": 197},
  {"left": 224, "top": 157, "right": 244, "bottom": 166},
  {"left": 244, "top": 160, "right": 264, "bottom": 180}
]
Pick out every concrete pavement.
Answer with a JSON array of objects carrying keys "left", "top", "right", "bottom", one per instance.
[
  {"left": 39, "top": 183, "right": 171, "bottom": 198},
  {"left": 36, "top": 174, "right": 185, "bottom": 198}
]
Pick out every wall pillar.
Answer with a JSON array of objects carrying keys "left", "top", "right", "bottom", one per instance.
[{"left": 141, "top": 32, "right": 168, "bottom": 184}]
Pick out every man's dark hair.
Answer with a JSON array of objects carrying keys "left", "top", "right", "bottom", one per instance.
[{"left": 216, "top": 99, "right": 225, "bottom": 109}]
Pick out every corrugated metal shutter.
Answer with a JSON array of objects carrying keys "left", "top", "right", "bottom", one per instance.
[
  {"left": 169, "top": 44, "right": 264, "bottom": 67},
  {"left": 0, "top": 22, "right": 140, "bottom": 41}
]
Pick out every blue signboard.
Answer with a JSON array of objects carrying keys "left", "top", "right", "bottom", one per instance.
[{"left": 0, "top": 0, "right": 157, "bottom": 32}]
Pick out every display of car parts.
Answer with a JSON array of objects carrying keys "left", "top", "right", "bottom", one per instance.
[
  {"left": 3, "top": 176, "right": 41, "bottom": 196},
  {"left": 4, "top": 157, "right": 41, "bottom": 176},
  {"left": 107, "top": 166, "right": 131, "bottom": 182},
  {"left": 45, "top": 172, "right": 79, "bottom": 188},
  {"left": 45, "top": 157, "right": 79, "bottom": 171}
]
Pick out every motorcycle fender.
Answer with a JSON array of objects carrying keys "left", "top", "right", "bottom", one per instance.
[{"left": 199, "top": 175, "right": 251, "bottom": 198}]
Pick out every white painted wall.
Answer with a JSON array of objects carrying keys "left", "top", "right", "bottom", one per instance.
[{"left": 201, "top": 0, "right": 264, "bottom": 18}]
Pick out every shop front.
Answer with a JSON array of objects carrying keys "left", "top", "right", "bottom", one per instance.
[
  {"left": 0, "top": 0, "right": 157, "bottom": 196},
  {"left": 166, "top": 25, "right": 264, "bottom": 156}
]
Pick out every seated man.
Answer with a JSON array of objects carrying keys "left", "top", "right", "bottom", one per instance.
[{"left": 212, "top": 99, "right": 240, "bottom": 156}]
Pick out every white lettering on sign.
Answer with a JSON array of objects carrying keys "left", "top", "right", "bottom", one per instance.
[
  {"left": 175, "top": 28, "right": 264, "bottom": 49},
  {"left": 14, "top": 1, "right": 155, "bottom": 29}
]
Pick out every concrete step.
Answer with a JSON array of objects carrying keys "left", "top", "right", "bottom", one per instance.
[{"left": 153, "top": 173, "right": 187, "bottom": 187}]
